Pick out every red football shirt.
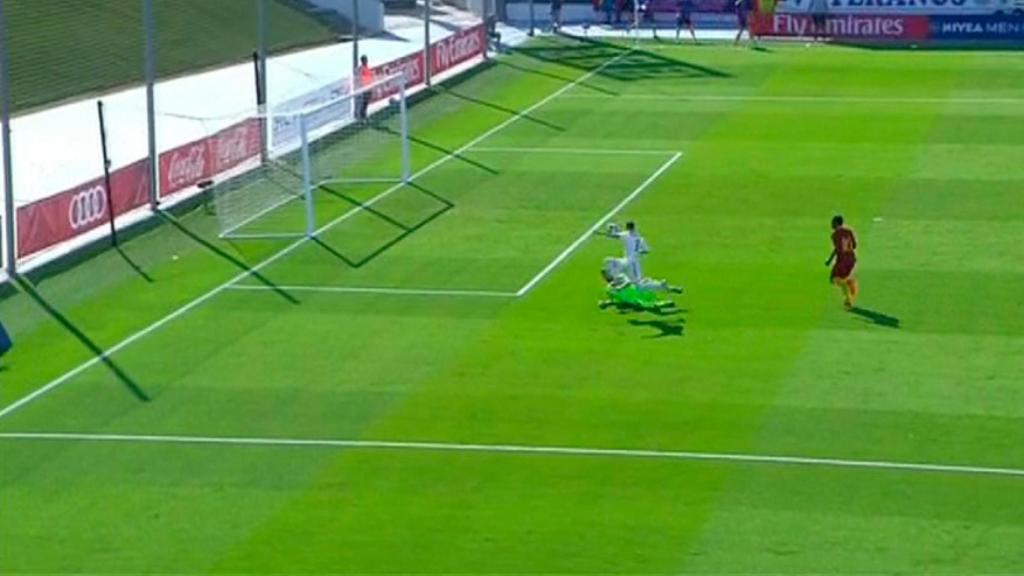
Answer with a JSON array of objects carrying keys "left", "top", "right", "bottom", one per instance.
[{"left": 832, "top": 227, "right": 857, "bottom": 264}]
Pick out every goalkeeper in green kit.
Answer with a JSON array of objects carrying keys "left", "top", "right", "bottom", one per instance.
[{"left": 598, "top": 256, "right": 682, "bottom": 311}]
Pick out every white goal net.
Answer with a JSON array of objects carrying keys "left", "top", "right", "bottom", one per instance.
[{"left": 212, "top": 72, "right": 411, "bottom": 239}]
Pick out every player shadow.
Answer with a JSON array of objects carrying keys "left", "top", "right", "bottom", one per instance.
[
  {"left": 850, "top": 307, "right": 900, "bottom": 329},
  {"left": 497, "top": 59, "right": 619, "bottom": 95},
  {"left": 16, "top": 278, "right": 150, "bottom": 403},
  {"left": 628, "top": 316, "right": 686, "bottom": 338},
  {"left": 441, "top": 89, "right": 565, "bottom": 132},
  {"left": 513, "top": 34, "right": 731, "bottom": 82},
  {"left": 160, "top": 213, "right": 298, "bottom": 305},
  {"left": 312, "top": 182, "right": 454, "bottom": 269}
]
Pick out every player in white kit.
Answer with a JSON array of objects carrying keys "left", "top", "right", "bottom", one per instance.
[{"left": 598, "top": 221, "right": 682, "bottom": 294}]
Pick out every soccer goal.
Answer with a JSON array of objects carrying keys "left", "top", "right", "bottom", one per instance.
[{"left": 213, "top": 72, "right": 411, "bottom": 239}]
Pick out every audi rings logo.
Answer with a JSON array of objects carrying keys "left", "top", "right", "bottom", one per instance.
[{"left": 68, "top": 185, "right": 108, "bottom": 230}]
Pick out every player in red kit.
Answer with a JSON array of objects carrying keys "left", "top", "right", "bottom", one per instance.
[{"left": 825, "top": 215, "right": 859, "bottom": 310}]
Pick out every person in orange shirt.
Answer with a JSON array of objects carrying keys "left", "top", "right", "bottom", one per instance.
[{"left": 356, "top": 55, "right": 374, "bottom": 122}]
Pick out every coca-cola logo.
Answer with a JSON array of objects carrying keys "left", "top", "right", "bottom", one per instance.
[
  {"left": 67, "top": 184, "right": 107, "bottom": 230},
  {"left": 215, "top": 124, "right": 255, "bottom": 170},
  {"left": 166, "top": 144, "right": 208, "bottom": 189}
]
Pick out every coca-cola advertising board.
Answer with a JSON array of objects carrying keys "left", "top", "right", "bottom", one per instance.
[
  {"left": 159, "top": 117, "right": 263, "bottom": 198},
  {"left": 16, "top": 158, "right": 150, "bottom": 258},
  {"left": 753, "top": 12, "right": 931, "bottom": 38}
]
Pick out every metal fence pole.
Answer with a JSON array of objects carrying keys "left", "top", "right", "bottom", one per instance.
[
  {"left": 529, "top": 0, "right": 535, "bottom": 36},
  {"left": 0, "top": 0, "right": 16, "bottom": 275},
  {"left": 351, "top": 0, "right": 360, "bottom": 76},
  {"left": 143, "top": 0, "right": 159, "bottom": 208},
  {"left": 424, "top": 0, "right": 432, "bottom": 87},
  {"left": 257, "top": 0, "right": 268, "bottom": 104}
]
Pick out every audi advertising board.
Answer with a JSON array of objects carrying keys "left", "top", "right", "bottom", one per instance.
[
  {"left": 159, "top": 117, "right": 263, "bottom": 198},
  {"left": 16, "top": 159, "right": 150, "bottom": 258}
]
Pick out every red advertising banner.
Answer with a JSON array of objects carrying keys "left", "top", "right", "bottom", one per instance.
[
  {"left": 16, "top": 158, "right": 150, "bottom": 258},
  {"left": 431, "top": 24, "right": 486, "bottom": 76},
  {"left": 159, "top": 116, "right": 263, "bottom": 198},
  {"left": 752, "top": 13, "right": 930, "bottom": 39},
  {"left": 370, "top": 51, "right": 425, "bottom": 102},
  {"left": 365, "top": 24, "right": 485, "bottom": 103}
]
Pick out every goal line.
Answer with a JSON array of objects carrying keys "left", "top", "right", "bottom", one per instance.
[{"left": 2, "top": 431, "right": 1022, "bottom": 480}]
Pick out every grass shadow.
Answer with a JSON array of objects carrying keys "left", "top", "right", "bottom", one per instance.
[
  {"left": 16, "top": 278, "right": 150, "bottom": 403},
  {"left": 313, "top": 182, "right": 454, "bottom": 269},
  {"left": 442, "top": 89, "right": 566, "bottom": 132},
  {"left": 374, "top": 125, "right": 498, "bottom": 175},
  {"left": 850, "top": 307, "right": 900, "bottom": 329},
  {"left": 513, "top": 34, "right": 732, "bottom": 82},
  {"left": 159, "top": 212, "right": 298, "bottom": 305},
  {"left": 497, "top": 59, "right": 619, "bottom": 95},
  {"left": 115, "top": 246, "right": 154, "bottom": 283},
  {"left": 628, "top": 316, "right": 686, "bottom": 338}
]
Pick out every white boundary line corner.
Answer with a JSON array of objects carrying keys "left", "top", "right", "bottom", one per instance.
[{"left": 516, "top": 151, "right": 682, "bottom": 297}]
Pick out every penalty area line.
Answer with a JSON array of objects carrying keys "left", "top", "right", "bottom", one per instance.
[
  {"left": 228, "top": 285, "right": 517, "bottom": 298},
  {"left": 2, "top": 432, "right": 1023, "bottom": 480},
  {"left": 516, "top": 151, "right": 682, "bottom": 297},
  {"left": 561, "top": 93, "right": 1024, "bottom": 105},
  {"left": 468, "top": 146, "right": 680, "bottom": 156}
]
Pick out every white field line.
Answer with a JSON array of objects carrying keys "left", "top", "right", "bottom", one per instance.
[
  {"left": 468, "top": 146, "right": 679, "bottom": 156},
  {"left": 227, "top": 284, "right": 517, "bottom": 298},
  {"left": 561, "top": 93, "right": 1024, "bottom": 105},
  {"left": 2, "top": 431, "right": 1023, "bottom": 479},
  {"left": 0, "top": 49, "right": 634, "bottom": 422},
  {"left": 516, "top": 152, "right": 682, "bottom": 297}
]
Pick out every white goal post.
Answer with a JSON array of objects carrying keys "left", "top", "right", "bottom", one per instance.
[{"left": 213, "top": 72, "right": 411, "bottom": 240}]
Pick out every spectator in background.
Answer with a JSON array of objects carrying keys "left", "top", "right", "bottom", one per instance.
[
  {"left": 676, "top": 0, "right": 697, "bottom": 43},
  {"left": 734, "top": 0, "right": 755, "bottom": 45},
  {"left": 602, "top": 0, "right": 615, "bottom": 23},
  {"left": 809, "top": 0, "right": 829, "bottom": 41},
  {"left": 356, "top": 55, "right": 373, "bottom": 122},
  {"left": 551, "top": 0, "right": 564, "bottom": 31},
  {"left": 616, "top": 0, "right": 633, "bottom": 24}
]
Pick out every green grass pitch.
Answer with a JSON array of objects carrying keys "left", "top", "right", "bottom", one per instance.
[{"left": 2, "top": 36, "right": 1024, "bottom": 572}]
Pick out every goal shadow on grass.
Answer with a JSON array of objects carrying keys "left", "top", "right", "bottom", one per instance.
[
  {"left": 373, "top": 125, "right": 498, "bottom": 175},
  {"left": 312, "top": 182, "right": 454, "bottom": 270},
  {"left": 16, "top": 278, "right": 150, "bottom": 403},
  {"left": 513, "top": 35, "right": 732, "bottom": 82},
  {"left": 161, "top": 213, "right": 299, "bottom": 305}
]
